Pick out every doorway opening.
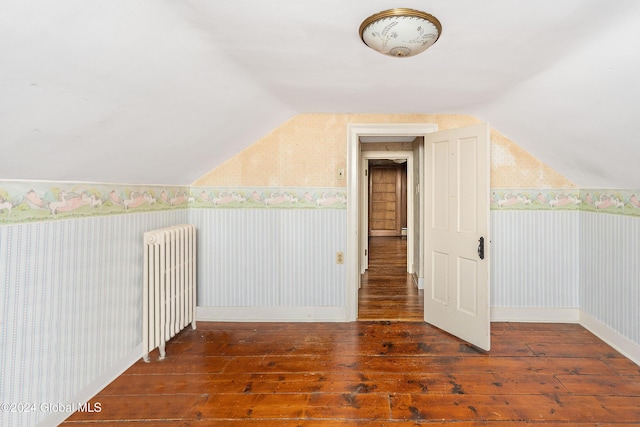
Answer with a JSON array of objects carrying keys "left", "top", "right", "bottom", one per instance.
[
  {"left": 346, "top": 123, "right": 438, "bottom": 321},
  {"left": 358, "top": 156, "right": 423, "bottom": 321}
]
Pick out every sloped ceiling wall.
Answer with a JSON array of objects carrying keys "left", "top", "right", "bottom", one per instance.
[{"left": 1, "top": 1, "right": 639, "bottom": 188}]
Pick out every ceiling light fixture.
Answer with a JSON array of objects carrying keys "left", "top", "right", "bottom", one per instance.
[{"left": 359, "top": 8, "right": 442, "bottom": 57}]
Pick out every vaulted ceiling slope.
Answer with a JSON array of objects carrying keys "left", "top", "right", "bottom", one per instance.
[{"left": 2, "top": 1, "right": 639, "bottom": 188}]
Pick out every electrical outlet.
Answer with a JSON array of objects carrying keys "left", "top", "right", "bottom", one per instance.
[{"left": 336, "top": 251, "right": 344, "bottom": 264}]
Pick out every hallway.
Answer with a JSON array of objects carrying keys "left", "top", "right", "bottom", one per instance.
[{"left": 358, "top": 236, "right": 424, "bottom": 321}]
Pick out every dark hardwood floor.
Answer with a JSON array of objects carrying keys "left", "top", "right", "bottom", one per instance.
[
  {"left": 62, "top": 236, "right": 640, "bottom": 426},
  {"left": 64, "top": 322, "right": 640, "bottom": 425},
  {"left": 358, "top": 236, "right": 423, "bottom": 321}
]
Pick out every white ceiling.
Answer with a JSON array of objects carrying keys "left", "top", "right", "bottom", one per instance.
[{"left": 2, "top": 1, "right": 639, "bottom": 187}]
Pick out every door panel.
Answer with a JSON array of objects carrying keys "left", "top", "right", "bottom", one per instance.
[
  {"left": 458, "top": 256, "right": 478, "bottom": 315},
  {"left": 432, "top": 141, "right": 449, "bottom": 230},
  {"left": 432, "top": 252, "right": 449, "bottom": 304},
  {"left": 458, "top": 137, "right": 478, "bottom": 233},
  {"left": 424, "top": 123, "right": 490, "bottom": 351}
]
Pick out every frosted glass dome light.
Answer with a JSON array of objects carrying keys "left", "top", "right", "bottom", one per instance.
[{"left": 359, "top": 8, "right": 442, "bottom": 57}]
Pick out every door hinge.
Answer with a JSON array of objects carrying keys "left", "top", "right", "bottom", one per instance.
[
  {"left": 365, "top": 249, "right": 368, "bottom": 256},
  {"left": 364, "top": 169, "right": 368, "bottom": 176}
]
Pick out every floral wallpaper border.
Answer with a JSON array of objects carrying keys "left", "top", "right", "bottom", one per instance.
[
  {"left": 189, "top": 187, "right": 347, "bottom": 210},
  {"left": 491, "top": 188, "right": 640, "bottom": 217},
  {"left": 3, "top": 181, "right": 638, "bottom": 225},
  {"left": 0, "top": 181, "right": 190, "bottom": 225},
  {"left": 0, "top": 182, "right": 348, "bottom": 225}
]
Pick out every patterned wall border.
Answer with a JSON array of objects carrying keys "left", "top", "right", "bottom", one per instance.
[
  {"left": 491, "top": 189, "right": 582, "bottom": 211},
  {"left": 4, "top": 182, "right": 637, "bottom": 224},
  {"left": 491, "top": 189, "right": 640, "bottom": 217},
  {"left": 0, "top": 182, "right": 348, "bottom": 225},
  {"left": 189, "top": 187, "right": 347, "bottom": 210},
  {"left": 0, "top": 180, "right": 189, "bottom": 225},
  {"left": 580, "top": 189, "right": 640, "bottom": 216}
]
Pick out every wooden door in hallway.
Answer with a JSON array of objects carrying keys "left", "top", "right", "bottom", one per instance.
[
  {"left": 369, "top": 164, "right": 406, "bottom": 237},
  {"left": 358, "top": 236, "right": 423, "bottom": 321}
]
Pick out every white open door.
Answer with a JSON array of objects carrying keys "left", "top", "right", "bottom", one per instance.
[{"left": 424, "top": 123, "right": 490, "bottom": 351}]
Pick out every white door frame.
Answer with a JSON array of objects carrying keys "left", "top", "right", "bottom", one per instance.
[
  {"left": 346, "top": 123, "right": 438, "bottom": 321},
  {"left": 360, "top": 151, "right": 413, "bottom": 275}
]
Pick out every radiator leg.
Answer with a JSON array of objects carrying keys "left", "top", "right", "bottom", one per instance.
[
  {"left": 143, "top": 353, "right": 150, "bottom": 363},
  {"left": 191, "top": 320, "right": 197, "bottom": 330},
  {"left": 159, "top": 342, "right": 166, "bottom": 360}
]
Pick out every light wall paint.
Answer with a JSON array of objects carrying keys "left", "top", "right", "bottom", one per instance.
[{"left": 3, "top": 2, "right": 640, "bottom": 190}]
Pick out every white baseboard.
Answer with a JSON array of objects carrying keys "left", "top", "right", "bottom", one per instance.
[
  {"left": 491, "top": 307, "right": 580, "bottom": 323},
  {"left": 39, "top": 344, "right": 143, "bottom": 427},
  {"left": 410, "top": 273, "right": 424, "bottom": 290},
  {"left": 197, "top": 306, "right": 347, "bottom": 322},
  {"left": 579, "top": 311, "right": 640, "bottom": 366}
]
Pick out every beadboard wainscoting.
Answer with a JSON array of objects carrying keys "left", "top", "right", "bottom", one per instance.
[
  {"left": 0, "top": 210, "right": 188, "bottom": 427},
  {"left": 490, "top": 208, "right": 640, "bottom": 364},
  {"left": 580, "top": 212, "right": 640, "bottom": 362},
  {"left": 490, "top": 210, "right": 580, "bottom": 321},
  {"left": 189, "top": 208, "right": 347, "bottom": 321}
]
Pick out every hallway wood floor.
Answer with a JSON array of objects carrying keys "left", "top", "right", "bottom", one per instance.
[
  {"left": 64, "top": 322, "right": 640, "bottom": 426},
  {"left": 358, "top": 236, "right": 423, "bottom": 321}
]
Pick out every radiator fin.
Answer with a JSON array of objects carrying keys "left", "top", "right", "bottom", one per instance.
[{"left": 143, "top": 224, "right": 196, "bottom": 362}]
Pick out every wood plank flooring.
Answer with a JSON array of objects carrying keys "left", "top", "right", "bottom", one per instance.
[
  {"left": 62, "top": 236, "right": 640, "bottom": 425},
  {"left": 63, "top": 322, "right": 640, "bottom": 425},
  {"left": 358, "top": 236, "right": 423, "bottom": 321}
]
